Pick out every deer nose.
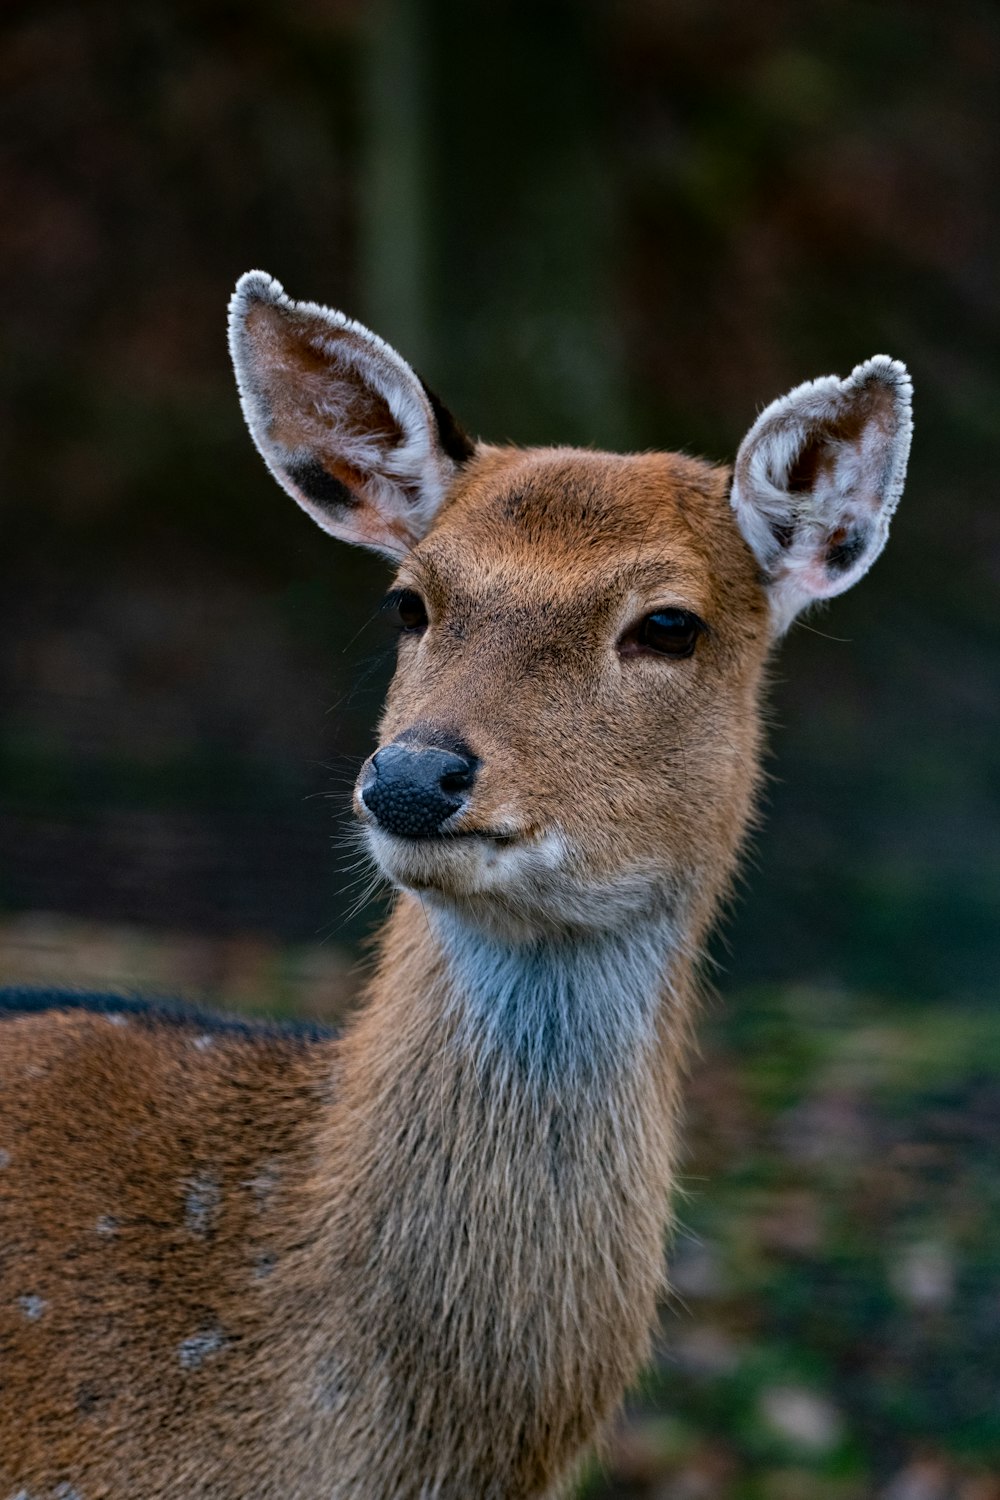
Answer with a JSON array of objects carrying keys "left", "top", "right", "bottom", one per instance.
[{"left": 359, "top": 741, "right": 479, "bottom": 839}]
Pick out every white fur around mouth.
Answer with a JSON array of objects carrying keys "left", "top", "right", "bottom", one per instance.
[
  {"left": 365, "top": 822, "right": 563, "bottom": 886},
  {"left": 363, "top": 822, "right": 673, "bottom": 941}
]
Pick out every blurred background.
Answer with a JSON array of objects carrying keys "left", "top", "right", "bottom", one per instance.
[{"left": 1, "top": 1, "right": 998, "bottom": 1493}]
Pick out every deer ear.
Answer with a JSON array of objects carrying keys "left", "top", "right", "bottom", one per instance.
[
  {"left": 228, "top": 271, "right": 474, "bottom": 559},
  {"left": 731, "top": 356, "right": 913, "bottom": 633}
]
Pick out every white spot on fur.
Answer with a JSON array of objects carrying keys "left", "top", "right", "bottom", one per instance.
[
  {"left": 0, "top": 1148, "right": 10, "bottom": 1169},
  {"left": 191, "top": 1033, "right": 213, "bottom": 1050},
  {"left": 183, "top": 1172, "right": 221, "bottom": 1236},
  {"left": 95, "top": 1215, "right": 119, "bottom": 1237},
  {"left": 105, "top": 1013, "right": 128, "bottom": 1027},
  {"left": 19, "top": 1294, "right": 46, "bottom": 1321},
  {"left": 243, "top": 1163, "right": 280, "bottom": 1205},
  {"left": 54, "top": 1486, "right": 84, "bottom": 1500},
  {"left": 178, "top": 1327, "right": 226, "bottom": 1369}
]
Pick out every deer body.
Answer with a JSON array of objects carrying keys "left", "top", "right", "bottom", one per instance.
[
  {"left": 0, "top": 276, "right": 912, "bottom": 1497},
  {"left": 0, "top": 918, "right": 676, "bottom": 1498}
]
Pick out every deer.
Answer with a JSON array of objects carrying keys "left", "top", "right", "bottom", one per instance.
[{"left": 0, "top": 269, "right": 912, "bottom": 1499}]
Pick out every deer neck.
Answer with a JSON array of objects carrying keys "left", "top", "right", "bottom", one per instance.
[
  {"left": 341, "top": 892, "right": 697, "bottom": 1101},
  {"left": 427, "top": 901, "right": 687, "bottom": 1086},
  {"left": 300, "top": 895, "right": 695, "bottom": 1494}
]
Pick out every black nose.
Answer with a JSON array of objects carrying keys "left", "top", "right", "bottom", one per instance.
[{"left": 360, "top": 741, "right": 479, "bottom": 838}]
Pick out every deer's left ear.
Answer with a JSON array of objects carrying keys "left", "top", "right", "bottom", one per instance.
[
  {"left": 228, "top": 271, "right": 474, "bottom": 560},
  {"left": 731, "top": 356, "right": 913, "bottom": 633}
]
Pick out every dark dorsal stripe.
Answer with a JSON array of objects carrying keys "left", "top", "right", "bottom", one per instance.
[{"left": 0, "top": 988, "right": 337, "bottom": 1044}]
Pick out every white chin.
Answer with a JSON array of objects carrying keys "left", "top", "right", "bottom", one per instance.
[
  {"left": 363, "top": 825, "right": 664, "bottom": 939},
  {"left": 365, "top": 824, "right": 565, "bottom": 896}
]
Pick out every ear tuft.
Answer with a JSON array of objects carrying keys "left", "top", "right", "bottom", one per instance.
[
  {"left": 229, "top": 268, "right": 288, "bottom": 316},
  {"left": 731, "top": 354, "right": 913, "bottom": 633},
  {"left": 227, "top": 270, "right": 473, "bottom": 560}
]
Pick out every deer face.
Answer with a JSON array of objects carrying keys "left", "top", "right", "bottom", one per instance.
[
  {"left": 229, "top": 273, "right": 911, "bottom": 942},
  {"left": 361, "top": 447, "right": 770, "bottom": 939}
]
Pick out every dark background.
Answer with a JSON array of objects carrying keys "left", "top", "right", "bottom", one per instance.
[{"left": 1, "top": 2, "right": 998, "bottom": 1494}]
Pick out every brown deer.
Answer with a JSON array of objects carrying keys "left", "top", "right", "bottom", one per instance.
[{"left": 0, "top": 271, "right": 912, "bottom": 1498}]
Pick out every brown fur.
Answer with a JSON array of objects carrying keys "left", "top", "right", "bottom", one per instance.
[{"left": 2, "top": 276, "right": 909, "bottom": 1493}]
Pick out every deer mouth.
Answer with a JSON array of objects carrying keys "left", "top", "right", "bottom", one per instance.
[
  {"left": 438, "top": 827, "right": 519, "bottom": 846},
  {"left": 363, "top": 820, "right": 558, "bottom": 894},
  {"left": 364, "top": 822, "right": 673, "bottom": 942}
]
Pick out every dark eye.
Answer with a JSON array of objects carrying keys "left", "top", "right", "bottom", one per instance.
[
  {"left": 385, "top": 588, "right": 428, "bottom": 634},
  {"left": 621, "top": 608, "right": 703, "bottom": 659}
]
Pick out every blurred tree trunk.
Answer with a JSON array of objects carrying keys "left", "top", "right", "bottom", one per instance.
[
  {"left": 362, "top": 0, "right": 625, "bottom": 448},
  {"left": 429, "top": 0, "right": 626, "bottom": 448}
]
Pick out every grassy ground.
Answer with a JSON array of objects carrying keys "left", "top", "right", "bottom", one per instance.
[
  {"left": 2, "top": 916, "right": 997, "bottom": 1498},
  {"left": 582, "top": 987, "right": 1000, "bottom": 1499}
]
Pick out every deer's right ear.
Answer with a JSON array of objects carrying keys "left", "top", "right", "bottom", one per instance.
[
  {"left": 228, "top": 271, "right": 474, "bottom": 559},
  {"left": 731, "top": 356, "right": 913, "bottom": 634}
]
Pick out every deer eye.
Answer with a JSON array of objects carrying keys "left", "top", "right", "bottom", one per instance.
[
  {"left": 621, "top": 608, "right": 703, "bottom": 659},
  {"left": 384, "top": 588, "right": 429, "bottom": 634}
]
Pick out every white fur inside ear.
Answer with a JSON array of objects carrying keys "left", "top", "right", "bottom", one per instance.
[
  {"left": 731, "top": 355, "right": 913, "bottom": 634},
  {"left": 227, "top": 270, "right": 460, "bottom": 559}
]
